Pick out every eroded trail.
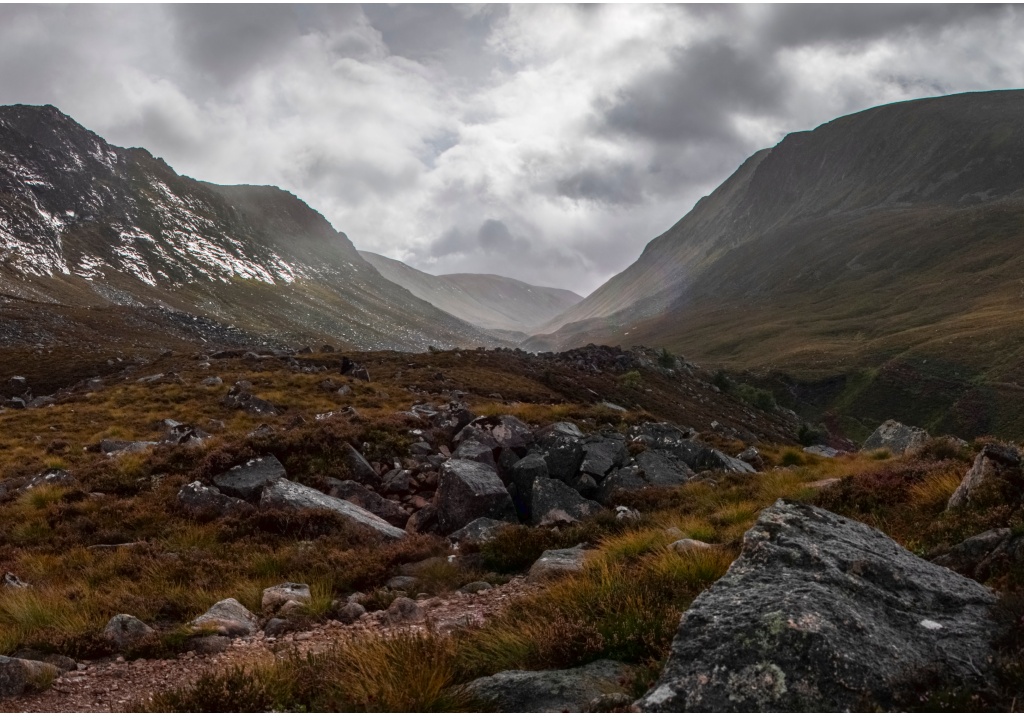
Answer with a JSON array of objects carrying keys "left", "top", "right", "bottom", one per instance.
[{"left": 0, "top": 578, "right": 529, "bottom": 713}]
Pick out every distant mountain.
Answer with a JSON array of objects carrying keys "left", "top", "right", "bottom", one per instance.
[
  {"left": 359, "top": 250, "right": 581, "bottom": 334},
  {"left": 0, "top": 104, "right": 499, "bottom": 352},
  {"left": 529, "top": 90, "right": 1024, "bottom": 438}
]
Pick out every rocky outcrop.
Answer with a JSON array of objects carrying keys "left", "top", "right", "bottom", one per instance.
[
  {"left": 862, "top": 420, "right": 930, "bottom": 456},
  {"left": 947, "top": 443, "right": 1022, "bottom": 509},
  {"left": 435, "top": 459, "right": 516, "bottom": 534},
  {"left": 212, "top": 456, "right": 287, "bottom": 502},
  {"left": 260, "top": 479, "right": 407, "bottom": 541},
  {"left": 464, "top": 660, "right": 629, "bottom": 712},
  {"left": 637, "top": 499, "right": 998, "bottom": 712}
]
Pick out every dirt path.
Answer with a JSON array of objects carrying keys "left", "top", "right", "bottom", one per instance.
[{"left": 0, "top": 578, "right": 530, "bottom": 712}]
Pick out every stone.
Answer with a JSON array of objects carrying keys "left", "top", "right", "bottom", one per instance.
[
  {"left": 435, "top": 459, "right": 517, "bottom": 534},
  {"left": 636, "top": 449, "right": 694, "bottom": 486},
  {"left": 326, "top": 479, "right": 409, "bottom": 528},
  {"left": 201, "top": 376, "right": 223, "bottom": 387},
  {"left": 580, "top": 434, "right": 628, "bottom": 478},
  {"left": 448, "top": 517, "right": 513, "bottom": 546},
  {"left": 615, "top": 506, "right": 641, "bottom": 522},
  {"left": 191, "top": 598, "right": 259, "bottom": 637},
  {"left": 453, "top": 439, "right": 498, "bottom": 470},
  {"left": 343, "top": 443, "right": 381, "bottom": 488},
  {"left": 636, "top": 499, "right": 999, "bottom": 712},
  {"left": 667, "top": 538, "right": 716, "bottom": 553},
  {"left": 803, "top": 445, "right": 842, "bottom": 458},
  {"left": 406, "top": 504, "right": 438, "bottom": 534},
  {"left": 212, "top": 456, "right": 287, "bottom": 503},
  {"left": 527, "top": 544, "right": 588, "bottom": 583},
  {"left": 572, "top": 472, "right": 599, "bottom": 498},
  {"left": 464, "top": 660, "right": 628, "bottom": 712},
  {"left": 381, "top": 468, "right": 413, "bottom": 495},
  {"left": 509, "top": 454, "right": 548, "bottom": 519},
  {"left": 491, "top": 415, "right": 535, "bottom": 452},
  {"left": 261, "top": 582, "right": 312, "bottom": 615},
  {"left": 332, "top": 601, "right": 366, "bottom": 624},
  {"left": 0, "top": 656, "right": 62, "bottom": 697},
  {"left": 263, "top": 618, "right": 292, "bottom": 637},
  {"left": 948, "top": 443, "right": 1022, "bottom": 509},
  {"left": 10, "top": 650, "right": 75, "bottom": 673},
  {"left": 188, "top": 635, "right": 233, "bottom": 655},
  {"left": 223, "top": 384, "right": 278, "bottom": 416},
  {"left": 386, "top": 596, "right": 425, "bottom": 624},
  {"left": 862, "top": 419, "right": 931, "bottom": 456},
  {"left": 595, "top": 465, "right": 646, "bottom": 504},
  {"left": 458, "top": 581, "right": 493, "bottom": 594},
  {"left": 177, "top": 481, "right": 254, "bottom": 519},
  {"left": 932, "top": 528, "right": 1012, "bottom": 577},
  {"left": 386, "top": 576, "right": 418, "bottom": 591},
  {"left": 531, "top": 476, "right": 603, "bottom": 525},
  {"left": 737, "top": 447, "right": 765, "bottom": 470},
  {"left": 453, "top": 423, "right": 499, "bottom": 451},
  {"left": 102, "top": 614, "right": 155, "bottom": 650},
  {"left": 26, "top": 396, "right": 55, "bottom": 409},
  {"left": 100, "top": 439, "right": 158, "bottom": 455},
  {"left": 1, "top": 572, "right": 28, "bottom": 589},
  {"left": 260, "top": 479, "right": 407, "bottom": 541},
  {"left": 538, "top": 425, "right": 586, "bottom": 482}
]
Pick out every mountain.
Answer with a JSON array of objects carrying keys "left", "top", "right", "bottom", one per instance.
[
  {"left": 0, "top": 104, "right": 499, "bottom": 354},
  {"left": 359, "top": 250, "right": 581, "bottom": 334},
  {"left": 529, "top": 90, "right": 1024, "bottom": 438}
]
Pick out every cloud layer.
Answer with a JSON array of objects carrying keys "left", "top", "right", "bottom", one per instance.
[{"left": 0, "top": 4, "right": 1021, "bottom": 294}]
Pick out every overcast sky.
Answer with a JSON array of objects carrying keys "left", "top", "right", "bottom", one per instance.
[{"left": 1, "top": 4, "right": 1022, "bottom": 294}]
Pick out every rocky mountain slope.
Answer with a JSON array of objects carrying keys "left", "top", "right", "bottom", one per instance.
[
  {"left": 359, "top": 251, "right": 581, "bottom": 334},
  {"left": 0, "top": 104, "right": 499, "bottom": 353},
  {"left": 529, "top": 90, "right": 1024, "bottom": 438}
]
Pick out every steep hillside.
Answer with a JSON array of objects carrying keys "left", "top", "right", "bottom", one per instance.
[
  {"left": 530, "top": 90, "right": 1024, "bottom": 438},
  {"left": 359, "top": 251, "right": 581, "bottom": 334},
  {"left": 0, "top": 104, "right": 499, "bottom": 353}
]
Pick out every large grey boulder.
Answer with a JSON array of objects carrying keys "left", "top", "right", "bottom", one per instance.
[
  {"left": 327, "top": 479, "right": 409, "bottom": 528},
  {"left": 531, "top": 476, "right": 602, "bottom": 525},
  {"left": 509, "top": 454, "right": 548, "bottom": 518},
  {"left": 636, "top": 449, "right": 693, "bottom": 486},
  {"left": 177, "top": 481, "right": 254, "bottom": 518},
  {"left": 102, "top": 614, "right": 155, "bottom": 650},
  {"left": 435, "top": 459, "right": 516, "bottom": 534},
  {"left": 636, "top": 499, "right": 998, "bottom": 712},
  {"left": 538, "top": 423, "right": 586, "bottom": 482},
  {"left": 212, "top": 455, "right": 287, "bottom": 502},
  {"left": 595, "top": 465, "right": 646, "bottom": 504},
  {"left": 527, "top": 544, "right": 588, "bottom": 583},
  {"left": 260, "top": 479, "right": 407, "bottom": 541},
  {"left": 454, "top": 439, "right": 498, "bottom": 470},
  {"left": 449, "top": 517, "right": 513, "bottom": 546},
  {"left": 191, "top": 598, "right": 259, "bottom": 637},
  {"left": 0, "top": 656, "right": 62, "bottom": 697},
  {"left": 491, "top": 415, "right": 535, "bottom": 452},
  {"left": 580, "top": 433, "right": 628, "bottom": 478},
  {"left": 464, "top": 660, "right": 629, "bottom": 712},
  {"left": 947, "top": 443, "right": 1022, "bottom": 509},
  {"left": 862, "top": 419, "right": 930, "bottom": 456},
  {"left": 261, "top": 582, "right": 312, "bottom": 615}
]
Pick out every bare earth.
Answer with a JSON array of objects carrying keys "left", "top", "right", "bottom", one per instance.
[{"left": 0, "top": 577, "right": 530, "bottom": 712}]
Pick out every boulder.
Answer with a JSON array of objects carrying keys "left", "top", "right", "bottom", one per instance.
[
  {"left": 102, "top": 614, "right": 155, "bottom": 650},
  {"left": 332, "top": 601, "right": 366, "bottom": 624},
  {"left": 386, "top": 576, "right": 418, "bottom": 591},
  {"left": 737, "top": 447, "right": 765, "bottom": 470},
  {"left": 223, "top": 384, "right": 278, "bottom": 415},
  {"left": 947, "top": 443, "right": 1023, "bottom": 509},
  {"left": 538, "top": 424, "right": 585, "bottom": 482},
  {"left": 380, "top": 468, "right": 413, "bottom": 495},
  {"left": 100, "top": 439, "right": 158, "bottom": 455},
  {"left": 667, "top": 538, "right": 716, "bottom": 554},
  {"left": 449, "top": 517, "right": 513, "bottom": 546},
  {"left": 636, "top": 449, "right": 693, "bottom": 486},
  {"left": 386, "top": 596, "right": 425, "bottom": 624},
  {"left": 531, "top": 476, "right": 603, "bottom": 525},
  {"left": 509, "top": 454, "right": 548, "bottom": 519},
  {"left": 187, "top": 635, "right": 232, "bottom": 656},
  {"left": 932, "top": 528, "right": 1012, "bottom": 576},
  {"left": 261, "top": 582, "right": 312, "bottom": 615},
  {"left": 212, "top": 456, "right": 287, "bottom": 503},
  {"left": 803, "top": 445, "right": 842, "bottom": 458},
  {"left": 527, "top": 544, "right": 588, "bottom": 583},
  {"left": 343, "top": 443, "right": 381, "bottom": 488},
  {"left": 406, "top": 504, "right": 438, "bottom": 534},
  {"left": 191, "top": 598, "right": 259, "bottom": 637},
  {"left": 201, "top": 376, "right": 223, "bottom": 387},
  {"left": 453, "top": 423, "right": 499, "bottom": 451},
  {"left": 177, "top": 481, "right": 254, "bottom": 519},
  {"left": 464, "top": 660, "right": 628, "bottom": 712},
  {"left": 636, "top": 499, "right": 998, "bottom": 712},
  {"left": 260, "top": 479, "right": 407, "bottom": 541},
  {"left": 435, "top": 460, "right": 516, "bottom": 534},
  {"left": 326, "top": 479, "right": 409, "bottom": 528},
  {"left": 458, "top": 581, "right": 493, "bottom": 594},
  {"left": 595, "top": 465, "right": 646, "bottom": 504},
  {"left": 579, "top": 434, "right": 628, "bottom": 478},
  {"left": 453, "top": 439, "right": 498, "bottom": 470},
  {"left": 0, "top": 656, "right": 62, "bottom": 697},
  {"left": 491, "top": 415, "right": 535, "bottom": 452},
  {"left": 10, "top": 650, "right": 75, "bottom": 673},
  {"left": 862, "top": 419, "right": 930, "bottom": 456}
]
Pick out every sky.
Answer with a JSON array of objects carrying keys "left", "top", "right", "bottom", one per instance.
[{"left": 1, "top": 4, "right": 1022, "bottom": 295}]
